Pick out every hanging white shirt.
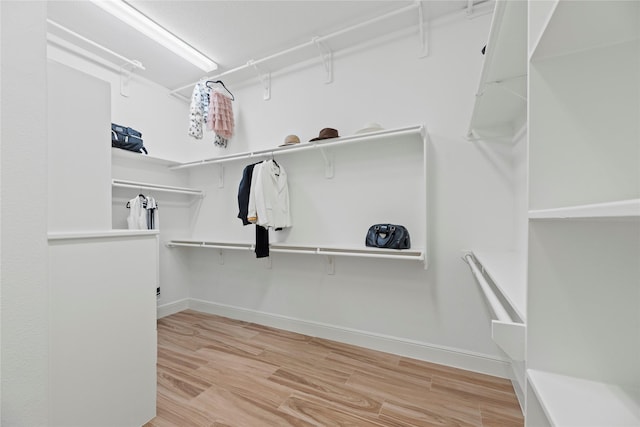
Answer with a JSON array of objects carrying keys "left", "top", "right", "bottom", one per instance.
[
  {"left": 247, "top": 160, "right": 291, "bottom": 229},
  {"left": 127, "top": 195, "right": 147, "bottom": 230},
  {"left": 127, "top": 195, "right": 160, "bottom": 230},
  {"left": 145, "top": 196, "right": 160, "bottom": 230}
]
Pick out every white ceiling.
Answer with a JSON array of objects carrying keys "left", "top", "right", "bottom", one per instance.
[{"left": 47, "top": 1, "right": 485, "bottom": 96}]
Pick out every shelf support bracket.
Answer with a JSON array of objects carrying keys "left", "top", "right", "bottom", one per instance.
[
  {"left": 316, "top": 146, "right": 334, "bottom": 178},
  {"left": 485, "top": 79, "right": 527, "bottom": 101},
  {"left": 325, "top": 255, "right": 335, "bottom": 275},
  {"left": 417, "top": 1, "right": 429, "bottom": 58},
  {"left": 248, "top": 60, "right": 271, "bottom": 100},
  {"left": 218, "top": 249, "right": 224, "bottom": 265},
  {"left": 218, "top": 165, "right": 225, "bottom": 188},
  {"left": 313, "top": 37, "right": 333, "bottom": 84},
  {"left": 119, "top": 60, "right": 143, "bottom": 97},
  {"left": 119, "top": 63, "right": 133, "bottom": 97},
  {"left": 466, "top": 0, "right": 474, "bottom": 16}
]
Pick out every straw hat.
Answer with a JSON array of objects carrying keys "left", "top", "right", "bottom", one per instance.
[
  {"left": 280, "top": 134, "right": 300, "bottom": 147},
  {"left": 354, "top": 123, "right": 384, "bottom": 134}
]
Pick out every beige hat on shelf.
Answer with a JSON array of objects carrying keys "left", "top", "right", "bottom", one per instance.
[
  {"left": 354, "top": 122, "right": 384, "bottom": 135},
  {"left": 280, "top": 134, "right": 300, "bottom": 147}
]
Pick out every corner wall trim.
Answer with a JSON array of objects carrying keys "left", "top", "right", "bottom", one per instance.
[
  {"left": 186, "top": 298, "right": 511, "bottom": 379},
  {"left": 157, "top": 298, "right": 190, "bottom": 318}
]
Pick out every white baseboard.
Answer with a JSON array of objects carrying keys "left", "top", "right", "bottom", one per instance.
[
  {"left": 187, "top": 298, "right": 511, "bottom": 379},
  {"left": 157, "top": 298, "right": 189, "bottom": 318}
]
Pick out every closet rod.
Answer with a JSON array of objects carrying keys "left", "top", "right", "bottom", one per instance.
[
  {"left": 112, "top": 179, "right": 204, "bottom": 196},
  {"left": 47, "top": 19, "right": 145, "bottom": 71},
  {"left": 464, "top": 254, "right": 512, "bottom": 322},
  {"left": 168, "top": 1, "right": 420, "bottom": 95}
]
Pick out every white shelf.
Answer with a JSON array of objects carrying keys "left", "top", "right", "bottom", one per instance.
[
  {"left": 48, "top": 229, "right": 159, "bottom": 241},
  {"left": 530, "top": 1, "right": 640, "bottom": 62},
  {"left": 112, "top": 179, "right": 205, "bottom": 197},
  {"left": 111, "top": 147, "right": 180, "bottom": 167},
  {"left": 275, "top": 244, "right": 425, "bottom": 261},
  {"left": 166, "top": 240, "right": 425, "bottom": 262},
  {"left": 166, "top": 240, "right": 252, "bottom": 251},
  {"left": 471, "top": 250, "right": 526, "bottom": 322},
  {"left": 467, "top": 0, "right": 527, "bottom": 141},
  {"left": 527, "top": 370, "right": 640, "bottom": 426},
  {"left": 529, "top": 199, "right": 640, "bottom": 220},
  {"left": 169, "top": 125, "right": 426, "bottom": 170}
]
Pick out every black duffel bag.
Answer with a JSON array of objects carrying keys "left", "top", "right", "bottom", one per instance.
[
  {"left": 365, "top": 224, "right": 411, "bottom": 249},
  {"left": 111, "top": 123, "right": 147, "bottom": 154}
]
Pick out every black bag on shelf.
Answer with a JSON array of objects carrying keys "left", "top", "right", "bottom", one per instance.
[
  {"left": 365, "top": 224, "right": 411, "bottom": 250},
  {"left": 111, "top": 123, "right": 147, "bottom": 154}
]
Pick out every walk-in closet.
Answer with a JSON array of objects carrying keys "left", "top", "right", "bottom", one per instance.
[{"left": 1, "top": 1, "right": 638, "bottom": 426}]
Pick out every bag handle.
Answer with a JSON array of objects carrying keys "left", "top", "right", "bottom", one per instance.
[{"left": 374, "top": 224, "right": 396, "bottom": 246}]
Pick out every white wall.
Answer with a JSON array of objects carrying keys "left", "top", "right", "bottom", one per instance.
[
  {"left": 48, "top": 61, "right": 112, "bottom": 232},
  {"left": 186, "top": 11, "right": 519, "bottom": 370},
  {"left": 0, "top": 1, "right": 49, "bottom": 424},
  {"left": 45, "top": 5, "right": 522, "bottom": 375}
]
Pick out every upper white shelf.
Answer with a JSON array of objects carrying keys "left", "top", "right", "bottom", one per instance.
[
  {"left": 530, "top": 1, "right": 640, "bottom": 62},
  {"left": 467, "top": 0, "right": 527, "bottom": 141},
  {"left": 111, "top": 147, "right": 180, "bottom": 167},
  {"left": 471, "top": 250, "right": 526, "bottom": 322},
  {"left": 529, "top": 199, "right": 640, "bottom": 220},
  {"left": 169, "top": 125, "right": 427, "bottom": 170},
  {"left": 528, "top": 369, "right": 640, "bottom": 426}
]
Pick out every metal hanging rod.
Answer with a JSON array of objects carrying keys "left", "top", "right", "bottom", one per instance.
[
  {"left": 464, "top": 253, "right": 512, "bottom": 323},
  {"left": 47, "top": 19, "right": 145, "bottom": 71},
  {"left": 168, "top": 1, "right": 422, "bottom": 96},
  {"left": 111, "top": 179, "right": 204, "bottom": 196}
]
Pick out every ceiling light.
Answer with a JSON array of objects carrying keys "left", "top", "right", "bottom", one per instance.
[{"left": 90, "top": 0, "right": 217, "bottom": 72}]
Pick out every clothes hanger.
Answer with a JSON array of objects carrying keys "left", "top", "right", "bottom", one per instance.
[
  {"left": 126, "top": 194, "right": 147, "bottom": 208},
  {"left": 205, "top": 80, "right": 235, "bottom": 100},
  {"left": 270, "top": 152, "right": 280, "bottom": 176}
]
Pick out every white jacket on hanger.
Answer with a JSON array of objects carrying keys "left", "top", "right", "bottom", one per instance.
[
  {"left": 247, "top": 160, "right": 291, "bottom": 229},
  {"left": 127, "top": 195, "right": 148, "bottom": 230}
]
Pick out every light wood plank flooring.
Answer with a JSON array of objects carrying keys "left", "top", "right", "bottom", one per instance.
[{"left": 144, "top": 310, "right": 523, "bottom": 426}]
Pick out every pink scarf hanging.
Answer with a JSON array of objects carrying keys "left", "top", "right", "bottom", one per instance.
[{"left": 206, "top": 90, "right": 234, "bottom": 139}]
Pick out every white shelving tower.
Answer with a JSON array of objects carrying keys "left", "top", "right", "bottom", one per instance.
[{"left": 526, "top": 1, "right": 640, "bottom": 425}]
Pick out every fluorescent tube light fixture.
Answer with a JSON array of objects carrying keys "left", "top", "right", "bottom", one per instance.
[{"left": 90, "top": 0, "right": 217, "bottom": 72}]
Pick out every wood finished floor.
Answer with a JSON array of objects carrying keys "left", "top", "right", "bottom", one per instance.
[{"left": 144, "top": 310, "right": 523, "bottom": 427}]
